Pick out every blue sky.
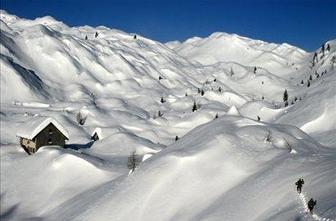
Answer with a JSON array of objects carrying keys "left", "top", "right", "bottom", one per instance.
[{"left": 1, "top": 0, "right": 335, "bottom": 51}]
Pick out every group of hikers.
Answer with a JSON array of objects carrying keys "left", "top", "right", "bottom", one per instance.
[{"left": 295, "top": 178, "right": 317, "bottom": 214}]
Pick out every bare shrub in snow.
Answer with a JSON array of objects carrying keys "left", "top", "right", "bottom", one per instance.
[
  {"left": 265, "top": 131, "right": 272, "bottom": 143},
  {"left": 283, "top": 138, "right": 293, "bottom": 153},
  {"left": 128, "top": 151, "right": 140, "bottom": 173}
]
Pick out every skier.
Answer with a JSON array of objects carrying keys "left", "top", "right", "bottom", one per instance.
[
  {"left": 307, "top": 198, "right": 317, "bottom": 214},
  {"left": 295, "top": 178, "right": 304, "bottom": 193}
]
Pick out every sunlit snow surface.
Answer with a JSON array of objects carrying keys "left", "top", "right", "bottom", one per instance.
[{"left": 1, "top": 10, "right": 335, "bottom": 221}]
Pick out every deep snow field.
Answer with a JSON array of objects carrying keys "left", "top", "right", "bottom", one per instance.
[{"left": 1, "top": 10, "right": 335, "bottom": 221}]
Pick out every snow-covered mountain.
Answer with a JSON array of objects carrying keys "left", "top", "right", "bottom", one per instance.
[{"left": 1, "top": 10, "right": 335, "bottom": 221}]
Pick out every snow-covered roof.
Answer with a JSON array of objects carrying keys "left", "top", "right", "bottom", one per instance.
[
  {"left": 16, "top": 116, "right": 69, "bottom": 139},
  {"left": 91, "top": 127, "right": 103, "bottom": 139}
]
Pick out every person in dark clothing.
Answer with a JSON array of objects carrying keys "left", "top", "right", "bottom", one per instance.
[
  {"left": 308, "top": 198, "right": 317, "bottom": 213},
  {"left": 295, "top": 178, "right": 304, "bottom": 193}
]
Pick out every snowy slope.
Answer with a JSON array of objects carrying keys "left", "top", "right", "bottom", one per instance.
[
  {"left": 166, "top": 32, "right": 309, "bottom": 77},
  {"left": 1, "top": 10, "right": 335, "bottom": 221}
]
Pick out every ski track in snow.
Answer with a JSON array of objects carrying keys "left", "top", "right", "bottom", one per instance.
[{"left": 298, "top": 193, "right": 335, "bottom": 221}]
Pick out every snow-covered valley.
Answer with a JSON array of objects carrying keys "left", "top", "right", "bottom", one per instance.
[{"left": 1, "top": 10, "right": 335, "bottom": 221}]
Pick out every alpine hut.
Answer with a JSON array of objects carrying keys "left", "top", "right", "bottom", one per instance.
[{"left": 16, "top": 116, "right": 69, "bottom": 154}]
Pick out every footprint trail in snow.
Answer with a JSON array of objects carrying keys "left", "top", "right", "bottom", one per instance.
[{"left": 298, "top": 193, "right": 335, "bottom": 221}]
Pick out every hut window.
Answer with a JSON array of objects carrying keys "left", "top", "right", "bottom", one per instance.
[
  {"left": 48, "top": 137, "right": 52, "bottom": 144},
  {"left": 49, "top": 129, "right": 53, "bottom": 135}
]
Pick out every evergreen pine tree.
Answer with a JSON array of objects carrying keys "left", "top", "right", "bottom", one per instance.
[
  {"left": 160, "top": 97, "right": 165, "bottom": 103},
  {"left": 307, "top": 80, "right": 311, "bottom": 87},
  {"left": 218, "top": 87, "right": 222, "bottom": 92},
  {"left": 326, "top": 44, "right": 331, "bottom": 51},
  {"left": 175, "top": 136, "right": 179, "bottom": 141},
  {"left": 301, "top": 80, "right": 304, "bottom": 84},
  {"left": 283, "top": 89, "right": 288, "bottom": 103},
  {"left": 192, "top": 101, "right": 198, "bottom": 112},
  {"left": 313, "top": 52, "right": 318, "bottom": 66},
  {"left": 85, "top": 35, "right": 88, "bottom": 40},
  {"left": 309, "top": 75, "right": 313, "bottom": 81},
  {"left": 331, "top": 55, "right": 336, "bottom": 69},
  {"left": 254, "top": 66, "right": 257, "bottom": 74},
  {"left": 134, "top": 35, "right": 137, "bottom": 39},
  {"left": 201, "top": 89, "right": 205, "bottom": 96},
  {"left": 95, "top": 32, "right": 98, "bottom": 38},
  {"left": 215, "top": 113, "right": 219, "bottom": 119}
]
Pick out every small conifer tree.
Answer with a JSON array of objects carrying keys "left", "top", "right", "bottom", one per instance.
[
  {"left": 175, "top": 136, "right": 179, "bottom": 141},
  {"left": 192, "top": 101, "right": 198, "bottom": 112},
  {"left": 76, "top": 112, "right": 87, "bottom": 125},
  {"left": 283, "top": 89, "right": 288, "bottom": 103},
  {"left": 307, "top": 80, "right": 311, "bottom": 87},
  {"left": 95, "top": 32, "right": 98, "bottom": 38},
  {"left": 313, "top": 52, "right": 318, "bottom": 66}
]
